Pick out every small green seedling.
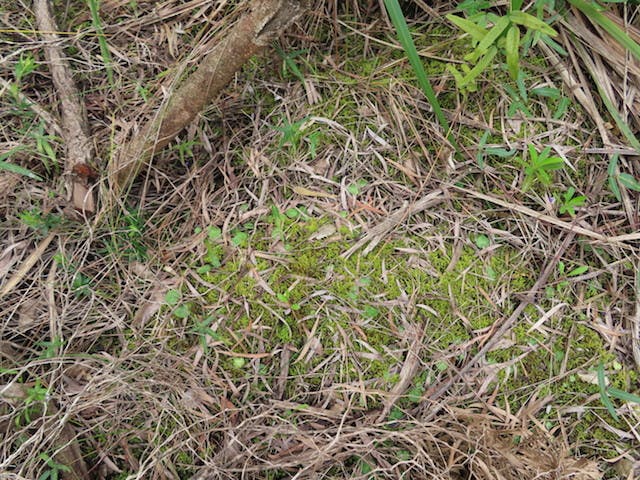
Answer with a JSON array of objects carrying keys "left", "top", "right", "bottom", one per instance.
[
  {"left": 165, "top": 289, "right": 190, "bottom": 318},
  {"left": 552, "top": 261, "right": 588, "bottom": 292},
  {"left": 9, "top": 52, "right": 37, "bottom": 101},
  {"left": 38, "top": 453, "right": 71, "bottom": 480},
  {"left": 520, "top": 144, "right": 565, "bottom": 191},
  {"left": 30, "top": 121, "right": 59, "bottom": 173},
  {"left": 172, "top": 139, "right": 199, "bottom": 165},
  {"left": 347, "top": 179, "right": 368, "bottom": 195},
  {"left": 35, "top": 337, "right": 64, "bottom": 360},
  {"left": 19, "top": 379, "right": 49, "bottom": 425},
  {"left": 275, "top": 44, "right": 308, "bottom": 83},
  {"left": 19, "top": 208, "right": 61, "bottom": 235},
  {"left": 232, "top": 357, "right": 246, "bottom": 369},
  {"left": 558, "top": 187, "right": 586, "bottom": 217},
  {"left": 277, "top": 117, "right": 309, "bottom": 151},
  {"left": 474, "top": 234, "right": 491, "bottom": 249},
  {"left": 189, "top": 316, "right": 220, "bottom": 354}
]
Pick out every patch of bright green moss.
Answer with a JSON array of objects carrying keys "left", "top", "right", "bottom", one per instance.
[{"left": 193, "top": 207, "right": 531, "bottom": 398}]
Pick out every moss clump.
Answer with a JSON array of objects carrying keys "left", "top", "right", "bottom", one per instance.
[{"left": 191, "top": 207, "right": 531, "bottom": 402}]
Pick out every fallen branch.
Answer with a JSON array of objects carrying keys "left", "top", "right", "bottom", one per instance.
[
  {"left": 34, "top": 0, "right": 96, "bottom": 215},
  {"left": 109, "top": 0, "right": 309, "bottom": 193}
]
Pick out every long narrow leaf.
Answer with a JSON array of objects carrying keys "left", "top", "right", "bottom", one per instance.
[
  {"left": 0, "top": 146, "right": 43, "bottom": 181},
  {"left": 597, "top": 362, "right": 619, "bottom": 420},
  {"left": 508, "top": 11, "right": 557, "bottom": 37},
  {"left": 466, "top": 16, "right": 510, "bottom": 62},
  {"left": 505, "top": 24, "right": 521, "bottom": 79},
  {"left": 446, "top": 14, "right": 489, "bottom": 42},
  {"left": 460, "top": 46, "right": 498, "bottom": 88},
  {"left": 589, "top": 65, "right": 640, "bottom": 153},
  {"left": 568, "top": 0, "right": 640, "bottom": 62},
  {"left": 607, "top": 387, "right": 640, "bottom": 405},
  {"left": 608, "top": 154, "right": 621, "bottom": 201},
  {"left": 384, "top": 0, "right": 461, "bottom": 155},
  {"left": 87, "top": 0, "right": 114, "bottom": 87},
  {"left": 0, "top": 161, "right": 43, "bottom": 181}
]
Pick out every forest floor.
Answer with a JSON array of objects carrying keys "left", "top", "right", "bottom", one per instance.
[{"left": 1, "top": 1, "right": 639, "bottom": 479}]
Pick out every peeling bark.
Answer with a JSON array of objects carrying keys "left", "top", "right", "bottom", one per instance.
[
  {"left": 109, "top": 0, "right": 309, "bottom": 193},
  {"left": 34, "top": 0, "right": 96, "bottom": 215}
]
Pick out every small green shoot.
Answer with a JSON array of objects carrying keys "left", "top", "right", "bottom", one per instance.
[
  {"left": 520, "top": 144, "right": 565, "bottom": 191},
  {"left": 14, "top": 52, "right": 37, "bottom": 83},
  {"left": 19, "top": 208, "right": 61, "bottom": 235},
  {"left": 446, "top": 3, "right": 557, "bottom": 87},
  {"left": 189, "top": 316, "right": 219, "bottom": 354},
  {"left": 231, "top": 230, "right": 249, "bottom": 248},
  {"left": 277, "top": 117, "right": 309, "bottom": 151},
  {"left": 597, "top": 362, "right": 619, "bottom": 420},
  {"left": 173, "top": 303, "right": 190, "bottom": 319},
  {"left": 9, "top": 52, "right": 37, "bottom": 101},
  {"left": 207, "top": 226, "right": 222, "bottom": 241},
  {"left": 104, "top": 208, "right": 148, "bottom": 261},
  {"left": 275, "top": 44, "right": 307, "bottom": 83},
  {"left": 38, "top": 453, "right": 71, "bottom": 480},
  {"left": 165, "top": 289, "right": 181, "bottom": 306},
  {"left": 558, "top": 187, "right": 586, "bottom": 217},
  {"left": 164, "top": 289, "right": 190, "bottom": 318},
  {"left": 231, "top": 357, "right": 246, "bottom": 369},
  {"left": 172, "top": 139, "right": 199, "bottom": 165},
  {"left": 36, "top": 337, "right": 64, "bottom": 359},
  {"left": 72, "top": 272, "right": 92, "bottom": 297},
  {"left": 607, "top": 154, "right": 640, "bottom": 201},
  {"left": 474, "top": 234, "right": 491, "bottom": 249},
  {"left": 276, "top": 291, "right": 301, "bottom": 311},
  {"left": 347, "top": 179, "right": 368, "bottom": 195},
  {"left": 30, "top": 121, "right": 59, "bottom": 173},
  {"left": 19, "top": 379, "right": 49, "bottom": 425}
]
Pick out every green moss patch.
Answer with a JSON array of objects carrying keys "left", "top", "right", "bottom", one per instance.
[{"left": 185, "top": 208, "right": 531, "bottom": 398}]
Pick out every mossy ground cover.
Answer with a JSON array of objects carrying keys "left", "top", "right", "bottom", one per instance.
[{"left": 1, "top": 1, "right": 639, "bottom": 479}]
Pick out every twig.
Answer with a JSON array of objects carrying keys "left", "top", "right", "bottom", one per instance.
[
  {"left": 109, "top": 0, "right": 309, "bottom": 194},
  {"left": 34, "top": 0, "right": 95, "bottom": 215},
  {"left": 341, "top": 188, "right": 447, "bottom": 258},
  {"left": 0, "top": 232, "right": 55, "bottom": 299}
]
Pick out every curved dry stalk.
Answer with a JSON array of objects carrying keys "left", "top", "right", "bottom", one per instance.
[{"left": 109, "top": 0, "right": 309, "bottom": 195}]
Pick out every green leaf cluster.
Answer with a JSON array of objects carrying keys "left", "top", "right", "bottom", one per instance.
[{"left": 447, "top": 3, "right": 557, "bottom": 90}]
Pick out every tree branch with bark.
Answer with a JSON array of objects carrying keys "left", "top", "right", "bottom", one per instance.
[{"left": 109, "top": 0, "right": 309, "bottom": 195}]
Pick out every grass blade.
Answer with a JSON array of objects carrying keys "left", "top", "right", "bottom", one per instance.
[
  {"left": 597, "top": 362, "right": 619, "bottom": 420},
  {"left": 383, "top": 0, "right": 461, "bottom": 155},
  {"left": 0, "top": 146, "right": 43, "bottom": 181},
  {"left": 568, "top": 0, "right": 640, "bottom": 62},
  {"left": 87, "top": 0, "right": 114, "bottom": 87},
  {"left": 607, "top": 387, "right": 640, "bottom": 405},
  {"left": 0, "top": 161, "right": 43, "bottom": 181}
]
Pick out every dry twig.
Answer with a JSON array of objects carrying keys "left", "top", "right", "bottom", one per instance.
[{"left": 34, "top": 0, "right": 96, "bottom": 215}]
